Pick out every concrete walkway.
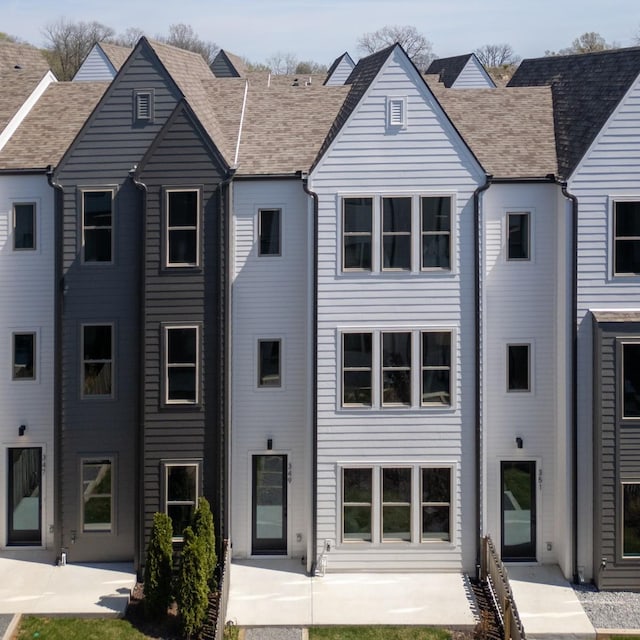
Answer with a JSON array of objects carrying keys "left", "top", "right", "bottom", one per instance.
[
  {"left": 226, "top": 559, "right": 478, "bottom": 628},
  {"left": 508, "top": 564, "right": 596, "bottom": 639}
]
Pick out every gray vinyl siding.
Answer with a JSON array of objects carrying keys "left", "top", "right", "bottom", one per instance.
[
  {"left": 593, "top": 317, "right": 640, "bottom": 590},
  {"left": 451, "top": 57, "right": 495, "bottom": 89},
  {"left": 73, "top": 45, "right": 117, "bottom": 81},
  {"left": 325, "top": 56, "right": 355, "bottom": 86},
  {"left": 137, "top": 103, "right": 226, "bottom": 552},
  {"left": 54, "top": 41, "right": 184, "bottom": 563}
]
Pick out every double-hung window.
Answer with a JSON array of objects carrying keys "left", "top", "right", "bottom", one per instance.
[
  {"left": 422, "top": 331, "right": 451, "bottom": 406},
  {"left": 163, "top": 461, "right": 200, "bottom": 541},
  {"left": 614, "top": 201, "right": 640, "bottom": 276},
  {"left": 381, "top": 332, "right": 411, "bottom": 406},
  {"left": 13, "top": 203, "right": 36, "bottom": 250},
  {"left": 623, "top": 483, "right": 640, "bottom": 557},
  {"left": 82, "top": 458, "right": 113, "bottom": 532},
  {"left": 165, "top": 326, "right": 199, "bottom": 404},
  {"left": 421, "top": 467, "right": 451, "bottom": 541},
  {"left": 342, "top": 333, "right": 372, "bottom": 406},
  {"left": 421, "top": 197, "right": 451, "bottom": 269},
  {"left": 382, "top": 468, "right": 411, "bottom": 542},
  {"left": 167, "top": 190, "right": 199, "bottom": 267},
  {"left": 12, "top": 332, "right": 35, "bottom": 380},
  {"left": 342, "top": 467, "right": 372, "bottom": 542},
  {"left": 82, "top": 324, "right": 112, "bottom": 397},
  {"left": 82, "top": 191, "right": 113, "bottom": 263},
  {"left": 382, "top": 197, "right": 411, "bottom": 270},
  {"left": 343, "top": 198, "right": 372, "bottom": 271}
]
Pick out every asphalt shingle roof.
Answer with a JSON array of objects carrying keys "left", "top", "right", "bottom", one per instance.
[
  {"left": 425, "top": 54, "right": 474, "bottom": 88},
  {"left": 0, "top": 42, "right": 50, "bottom": 74},
  {"left": 98, "top": 42, "right": 132, "bottom": 72},
  {"left": 0, "top": 69, "right": 49, "bottom": 133},
  {"left": 508, "top": 46, "right": 640, "bottom": 179}
]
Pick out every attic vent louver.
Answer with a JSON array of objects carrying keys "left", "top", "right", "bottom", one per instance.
[
  {"left": 387, "top": 97, "right": 407, "bottom": 128},
  {"left": 134, "top": 90, "right": 154, "bottom": 123}
]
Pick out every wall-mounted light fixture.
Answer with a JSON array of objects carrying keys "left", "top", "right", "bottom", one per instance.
[
  {"left": 267, "top": 438, "right": 273, "bottom": 451},
  {"left": 18, "top": 425, "right": 26, "bottom": 437},
  {"left": 515, "top": 436, "right": 523, "bottom": 449}
]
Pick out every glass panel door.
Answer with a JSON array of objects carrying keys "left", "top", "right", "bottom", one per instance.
[
  {"left": 8, "top": 447, "right": 42, "bottom": 546},
  {"left": 501, "top": 460, "right": 536, "bottom": 561},
  {"left": 252, "top": 455, "right": 287, "bottom": 555}
]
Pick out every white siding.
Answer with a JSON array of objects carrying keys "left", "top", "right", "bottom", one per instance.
[
  {"left": 451, "top": 57, "right": 495, "bottom": 89},
  {"left": 310, "top": 47, "right": 484, "bottom": 572},
  {"left": 73, "top": 45, "right": 117, "bottom": 82},
  {"left": 325, "top": 55, "right": 355, "bottom": 86},
  {"left": 230, "top": 180, "right": 312, "bottom": 560},
  {"left": 569, "top": 72, "right": 640, "bottom": 580},
  {"left": 0, "top": 175, "right": 55, "bottom": 550},
  {"left": 481, "top": 183, "right": 569, "bottom": 568}
]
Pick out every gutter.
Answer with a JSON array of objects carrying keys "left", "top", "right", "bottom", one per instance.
[
  {"left": 0, "top": 167, "right": 49, "bottom": 175},
  {"left": 301, "top": 171, "right": 319, "bottom": 577}
]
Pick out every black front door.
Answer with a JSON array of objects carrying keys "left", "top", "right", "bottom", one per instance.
[
  {"left": 252, "top": 454, "right": 287, "bottom": 555},
  {"left": 8, "top": 447, "right": 42, "bottom": 546},
  {"left": 501, "top": 460, "right": 536, "bottom": 561}
]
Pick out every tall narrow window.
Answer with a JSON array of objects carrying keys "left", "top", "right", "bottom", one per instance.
[
  {"left": 82, "top": 459, "right": 112, "bottom": 532},
  {"left": 614, "top": 201, "right": 640, "bottom": 275},
  {"left": 421, "top": 197, "right": 451, "bottom": 270},
  {"left": 13, "top": 203, "right": 35, "bottom": 250},
  {"left": 382, "top": 197, "right": 411, "bottom": 270},
  {"left": 343, "top": 197, "right": 372, "bottom": 271},
  {"left": 82, "top": 191, "right": 112, "bottom": 263},
  {"left": 259, "top": 209, "right": 281, "bottom": 256},
  {"left": 167, "top": 190, "right": 199, "bottom": 267},
  {"left": 342, "top": 333, "right": 372, "bottom": 406},
  {"left": 258, "top": 339, "right": 281, "bottom": 387},
  {"left": 82, "top": 325, "right": 112, "bottom": 397},
  {"left": 623, "top": 483, "right": 640, "bottom": 557},
  {"left": 13, "top": 332, "right": 35, "bottom": 380},
  {"left": 343, "top": 468, "right": 372, "bottom": 542},
  {"left": 382, "top": 332, "right": 411, "bottom": 405},
  {"left": 164, "top": 463, "right": 199, "bottom": 541},
  {"left": 507, "top": 344, "right": 530, "bottom": 392},
  {"left": 382, "top": 468, "right": 411, "bottom": 542},
  {"left": 422, "top": 467, "right": 451, "bottom": 541},
  {"left": 166, "top": 327, "right": 198, "bottom": 403},
  {"left": 622, "top": 343, "right": 640, "bottom": 418},
  {"left": 422, "top": 331, "right": 451, "bottom": 406},
  {"left": 507, "top": 212, "right": 530, "bottom": 261}
]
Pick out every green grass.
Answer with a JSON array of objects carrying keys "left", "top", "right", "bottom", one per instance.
[
  {"left": 611, "top": 637, "right": 640, "bottom": 640},
  {"left": 16, "top": 616, "right": 152, "bottom": 640},
  {"left": 309, "top": 627, "right": 452, "bottom": 640}
]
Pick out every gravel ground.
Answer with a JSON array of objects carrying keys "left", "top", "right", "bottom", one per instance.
[{"left": 574, "top": 583, "right": 640, "bottom": 630}]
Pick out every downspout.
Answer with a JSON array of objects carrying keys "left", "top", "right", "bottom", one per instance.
[
  {"left": 473, "top": 174, "right": 492, "bottom": 579},
  {"left": 46, "top": 165, "right": 64, "bottom": 564},
  {"left": 130, "top": 166, "right": 147, "bottom": 579},
  {"left": 561, "top": 181, "right": 579, "bottom": 583},
  {"left": 302, "top": 172, "right": 318, "bottom": 576}
]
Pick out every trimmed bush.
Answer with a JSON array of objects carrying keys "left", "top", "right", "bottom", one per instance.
[
  {"left": 177, "top": 526, "right": 209, "bottom": 638},
  {"left": 144, "top": 512, "right": 174, "bottom": 618},
  {"left": 192, "top": 496, "right": 217, "bottom": 589}
]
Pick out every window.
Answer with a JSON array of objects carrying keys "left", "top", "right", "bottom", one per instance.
[
  {"left": 623, "top": 483, "right": 640, "bottom": 557},
  {"left": 342, "top": 468, "right": 372, "bottom": 542},
  {"left": 381, "top": 332, "right": 411, "bottom": 405},
  {"left": 422, "top": 467, "right": 451, "bottom": 541},
  {"left": 167, "top": 190, "right": 199, "bottom": 267},
  {"left": 82, "top": 459, "right": 112, "bottom": 532},
  {"left": 82, "top": 325, "right": 112, "bottom": 397},
  {"left": 622, "top": 343, "right": 640, "bottom": 418},
  {"left": 163, "top": 462, "right": 199, "bottom": 541},
  {"left": 422, "top": 331, "right": 451, "bottom": 406},
  {"left": 258, "top": 339, "right": 281, "bottom": 387},
  {"left": 507, "top": 344, "right": 530, "bottom": 392},
  {"left": 382, "top": 197, "right": 411, "bottom": 270},
  {"left": 382, "top": 468, "right": 411, "bottom": 542},
  {"left": 165, "top": 326, "right": 198, "bottom": 404},
  {"left": 342, "top": 333, "right": 372, "bottom": 406},
  {"left": 13, "top": 203, "right": 35, "bottom": 250},
  {"left": 341, "top": 464, "right": 453, "bottom": 545},
  {"left": 82, "top": 191, "right": 112, "bottom": 263},
  {"left": 343, "top": 198, "right": 372, "bottom": 271},
  {"left": 614, "top": 201, "right": 640, "bottom": 275},
  {"left": 134, "top": 89, "right": 154, "bottom": 122},
  {"left": 12, "top": 332, "right": 35, "bottom": 380},
  {"left": 259, "top": 209, "right": 281, "bottom": 256},
  {"left": 387, "top": 97, "right": 407, "bottom": 128},
  {"left": 507, "top": 212, "right": 530, "bottom": 261},
  {"left": 421, "top": 197, "right": 451, "bottom": 270}
]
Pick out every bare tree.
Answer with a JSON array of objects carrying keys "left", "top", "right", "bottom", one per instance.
[
  {"left": 633, "top": 25, "right": 640, "bottom": 45},
  {"left": 42, "top": 18, "right": 115, "bottom": 80},
  {"left": 112, "top": 27, "right": 146, "bottom": 47},
  {"left": 156, "top": 23, "right": 218, "bottom": 64},
  {"left": 0, "top": 32, "right": 21, "bottom": 43},
  {"left": 295, "top": 60, "right": 328, "bottom": 75},
  {"left": 475, "top": 44, "right": 520, "bottom": 68},
  {"left": 357, "top": 25, "right": 434, "bottom": 70},
  {"left": 265, "top": 51, "right": 299, "bottom": 75},
  {"left": 546, "top": 32, "right": 616, "bottom": 56}
]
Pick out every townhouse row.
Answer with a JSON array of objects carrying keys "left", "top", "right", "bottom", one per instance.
[{"left": 0, "top": 37, "right": 639, "bottom": 590}]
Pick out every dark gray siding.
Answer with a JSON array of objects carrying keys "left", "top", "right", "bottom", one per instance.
[
  {"left": 593, "top": 315, "right": 640, "bottom": 590},
  {"left": 54, "top": 41, "right": 183, "bottom": 563},
  {"left": 210, "top": 52, "right": 240, "bottom": 78},
  {"left": 137, "top": 103, "right": 226, "bottom": 555}
]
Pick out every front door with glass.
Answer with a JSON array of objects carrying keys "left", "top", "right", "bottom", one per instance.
[
  {"left": 501, "top": 460, "right": 536, "bottom": 561},
  {"left": 7, "top": 447, "right": 42, "bottom": 546},
  {"left": 252, "top": 454, "right": 287, "bottom": 555}
]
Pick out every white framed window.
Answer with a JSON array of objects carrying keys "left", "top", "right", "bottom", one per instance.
[
  {"left": 81, "top": 458, "right": 113, "bottom": 533},
  {"left": 258, "top": 209, "right": 281, "bottom": 256},
  {"left": 164, "top": 325, "right": 199, "bottom": 404},
  {"left": 382, "top": 197, "right": 411, "bottom": 271},
  {"left": 257, "top": 339, "right": 281, "bottom": 388},
  {"left": 81, "top": 190, "right": 113, "bottom": 263},
  {"left": 13, "top": 202, "right": 36, "bottom": 250},
  {"left": 421, "top": 331, "right": 451, "bottom": 406},
  {"left": 622, "top": 482, "right": 640, "bottom": 558},
  {"left": 421, "top": 196, "right": 451, "bottom": 270},
  {"left": 381, "top": 331, "right": 411, "bottom": 406},
  {"left": 621, "top": 341, "right": 640, "bottom": 419},
  {"left": 387, "top": 96, "right": 407, "bottom": 128},
  {"left": 506, "top": 212, "right": 531, "bottom": 261},
  {"left": 613, "top": 200, "right": 640, "bottom": 276},
  {"left": 162, "top": 460, "right": 201, "bottom": 541},
  {"left": 342, "top": 332, "right": 372, "bottom": 406},
  {"left": 166, "top": 189, "right": 200, "bottom": 267},
  {"left": 82, "top": 324, "right": 113, "bottom": 398},
  {"left": 12, "top": 331, "right": 36, "bottom": 380},
  {"left": 340, "top": 463, "right": 454, "bottom": 545},
  {"left": 507, "top": 343, "right": 531, "bottom": 392},
  {"left": 343, "top": 197, "right": 373, "bottom": 271}
]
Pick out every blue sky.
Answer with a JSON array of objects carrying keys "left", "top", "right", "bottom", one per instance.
[{"left": 2, "top": 0, "right": 639, "bottom": 64}]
